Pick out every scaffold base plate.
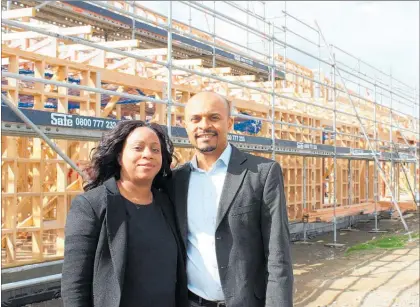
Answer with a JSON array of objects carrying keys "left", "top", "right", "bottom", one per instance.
[
  {"left": 368, "top": 229, "right": 389, "bottom": 233},
  {"left": 340, "top": 228, "right": 360, "bottom": 232},
  {"left": 294, "top": 241, "right": 314, "bottom": 245},
  {"left": 324, "top": 243, "right": 346, "bottom": 248}
]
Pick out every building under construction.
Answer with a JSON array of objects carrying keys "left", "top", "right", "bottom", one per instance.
[{"left": 1, "top": 1, "right": 419, "bottom": 305}]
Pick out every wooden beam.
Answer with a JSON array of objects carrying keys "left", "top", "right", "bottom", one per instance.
[
  {"left": 4, "top": 137, "right": 18, "bottom": 264},
  {"left": 169, "top": 70, "right": 193, "bottom": 76},
  {"left": 106, "top": 57, "right": 132, "bottom": 70},
  {"left": 1, "top": 85, "right": 89, "bottom": 103},
  {"left": 105, "top": 48, "right": 168, "bottom": 59},
  {"left": 59, "top": 39, "right": 140, "bottom": 53},
  {"left": 132, "top": 48, "right": 168, "bottom": 56},
  {"left": 1, "top": 46, "right": 202, "bottom": 95},
  {"left": 203, "top": 67, "right": 232, "bottom": 75},
  {"left": 224, "top": 75, "right": 256, "bottom": 81},
  {"left": 2, "top": 8, "right": 36, "bottom": 20},
  {"left": 31, "top": 138, "right": 43, "bottom": 260},
  {"left": 26, "top": 37, "right": 57, "bottom": 54},
  {"left": 55, "top": 140, "right": 68, "bottom": 256},
  {"left": 101, "top": 86, "right": 124, "bottom": 117},
  {"left": 10, "top": 21, "right": 58, "bottom": 29},
  {"left": 2, "top": 26, "right": 92, "bottom": 41},
  {"left": 231, "top": 98, "right": 269, "bottom": 113},
  {"left": 153, "top": 93, "right": 166, "bottom": 124},
  {"left": 173, "top": 59, "right": 203, "bottom": 66},
  {"left": 74, "top": 50, "right": 103, "bottom": 64}
]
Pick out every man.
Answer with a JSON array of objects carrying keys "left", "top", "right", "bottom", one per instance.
[{"left": 167, "top": 91, "right": 294, "bottom": 307}]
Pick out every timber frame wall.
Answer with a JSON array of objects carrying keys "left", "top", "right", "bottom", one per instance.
[{"left": 1, "top": 1, "right": 419, "bottom": 267}]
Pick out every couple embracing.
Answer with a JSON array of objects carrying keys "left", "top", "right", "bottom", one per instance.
[{"left": 61, "top": 92, "right": 294, "bottom": 307}]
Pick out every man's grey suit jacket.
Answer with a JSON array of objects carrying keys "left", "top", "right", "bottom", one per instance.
[{"left": 166, "top": 144, "right": 294, "bottom": 307}]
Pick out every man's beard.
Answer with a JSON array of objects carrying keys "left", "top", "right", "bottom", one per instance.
[
  {"left": 195, "top": 144, "right": 217, "bottom": 153},
  {"left": 194, "top": 129, "right": 218, "bottom": 153}
]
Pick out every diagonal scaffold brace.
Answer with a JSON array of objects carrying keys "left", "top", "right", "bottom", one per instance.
[{"left": 314, "top": 21, "right": 413, "bottom": 241}]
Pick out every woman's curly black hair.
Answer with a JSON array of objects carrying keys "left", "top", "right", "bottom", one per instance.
[{"left": 83, "top": 120, "right": 174, "bottom": 191}]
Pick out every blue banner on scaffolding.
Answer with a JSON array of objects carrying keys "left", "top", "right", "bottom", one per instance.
[
  {"left": 2, "top": 106, "right": 409, "bottom": 160},
  {"left": 234, "top": 112, "right": 262, "bottom": 134}
]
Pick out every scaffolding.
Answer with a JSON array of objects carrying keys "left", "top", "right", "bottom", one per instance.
[{"left": 1, "top": 0, "right": 419, "bottom": 273}]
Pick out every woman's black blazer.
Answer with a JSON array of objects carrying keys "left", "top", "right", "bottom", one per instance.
[{"left": 61, "top": 177, "right": 188, "bottom": 307}]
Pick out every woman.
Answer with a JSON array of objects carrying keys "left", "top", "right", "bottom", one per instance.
[{"left": 61, "top": 120, "right": 188, "bottom": 307}]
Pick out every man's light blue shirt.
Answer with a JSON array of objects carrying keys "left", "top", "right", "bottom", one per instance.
[{"left": 186, "top": 143, "right": 232, "bottom": 301}]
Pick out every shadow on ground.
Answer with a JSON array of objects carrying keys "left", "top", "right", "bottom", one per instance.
[{"left": 293, "top": 213, "right": 419, "bottom": 307}]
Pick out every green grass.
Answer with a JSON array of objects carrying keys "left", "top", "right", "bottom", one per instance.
[{"left": 346, "top": 232, "right": 419, "bottom": 255}]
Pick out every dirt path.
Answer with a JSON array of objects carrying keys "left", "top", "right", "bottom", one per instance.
[{"left": 292, "top": 213, "right": 419, "bottom": 307}]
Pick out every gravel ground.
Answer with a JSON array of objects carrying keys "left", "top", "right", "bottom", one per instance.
[{"left": 293, "top": 212, "right": 420, "bottom": 307}]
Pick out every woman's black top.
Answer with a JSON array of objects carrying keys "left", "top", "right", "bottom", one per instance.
[{"left": 119, "top": 197, "right": 178, "bottom": 307}]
